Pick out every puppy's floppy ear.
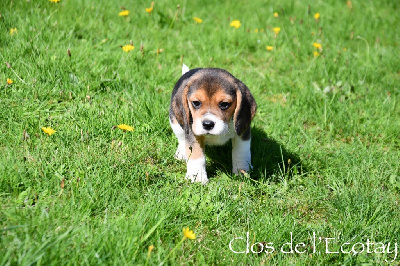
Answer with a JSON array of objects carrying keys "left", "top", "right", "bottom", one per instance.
[
  {"left": 170, "top": 68, "right": 202, "bottom": 132},
  {"left": 171, "top": 80, "right": 191, "bottom": 131},
  {"left": 180, "top": 85, "right": 191, "bottom": 132},
  {"left": 233, "top": 80, "right": 257, "bottom": 136}
]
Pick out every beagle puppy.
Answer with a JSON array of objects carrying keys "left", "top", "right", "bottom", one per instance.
[{"left": 169, "top": 65, "right": 257, "bottom": 184}]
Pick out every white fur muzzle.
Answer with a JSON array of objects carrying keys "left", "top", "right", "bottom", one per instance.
[{"left": 192, "top": 113, "right": 230, "bottom": 137}]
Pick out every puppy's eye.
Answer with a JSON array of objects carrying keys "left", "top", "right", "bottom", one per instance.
[
  {"left": 219, "top": 101, "right": 231, "bottom": 110},
  {"left": 192, "top": 101, "right": 202, "bottom": 109}
]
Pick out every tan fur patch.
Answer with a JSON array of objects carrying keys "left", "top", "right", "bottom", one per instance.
[
  {"left": 211, "top": 90, "right": 236, "bottom": 123},
  {"left": 186, "top": 136, "right": 205, "bottom": 159},
  {"left": 188, "top": 88, "right": 236, "bottom": 124},
  {"left": 233, "top": 88, "right": 242, "bottom": 125},
  {"left": 188, "top": 88, "right": 208, "bottom": 124},
  {"left": 170, "top": 116, "right": 179, "bottom": 125}
]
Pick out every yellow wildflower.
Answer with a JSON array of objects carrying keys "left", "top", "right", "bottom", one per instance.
[
  {"left": 273, "top": 12, "right": 279, "bottom": 17},
  {"left": 254, "top": 29, "right": 259, "bottom": 33},
  {"left": 314, "top": 13, "right": 320, "bottom": 20},
  {"left": 119, "top": 10, "right": 130, "bottom": 16},
  {"left": 147, "top": 245, "right": 154, "bottom": 258},
  {"left": 193, "top": 17, "right": 203, "bottom": 24},
  {"left": 49, "top": 0, "right": 61, "bottom": 3},
  {"left": 117, "top": 124, "right": 134, "bottom": 131},
  {"left": 160, "top": 228, "right": 195, "bottom": 264},
  {"left": 146, "top": 2, "right": 154, "bottom": 13},
  {"left": 266, "top": 46, "right": 274, "bottom": 51},
  {"left": 7, "top": 79, "right": 13, "bottom": 85},
  {"left": 230, "top": 20, "right": 241, "bottom": 29},
  {"left": 313, "top": 42, "right": 322, "bottom": 49},
  {"left": 10, "top": 28, "right": 17, "bottom": 35},
  {"left": 122, "top": 44, "right": 135, "bottom": 52},
  {"left": 148, "top": 245, "right": 154, "bottom": 253},
  {"left": 183, "top": 227, "right": 196, "bottom": 240},
  {"left": 314, "top": 51, "right": 320, "bottom": 57},
  {"left": 42, "top": 127, "right": 56, "bottom": 136},
  {"left": 347, "top": 1, "right": 353, "bottom": 9},
  {"left": 273, "top": 27, "right": 281, "bottom": 35}
]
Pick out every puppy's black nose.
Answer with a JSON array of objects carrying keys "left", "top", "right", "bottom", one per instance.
[{"left": 202, "top": 120, "right": 215, "bottom": 130}]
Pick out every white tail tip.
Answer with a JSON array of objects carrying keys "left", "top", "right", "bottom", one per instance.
[{"left": 182, "top": 64, "right": 190, "bottom": 75}]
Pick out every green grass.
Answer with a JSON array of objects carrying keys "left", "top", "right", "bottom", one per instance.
[{"left": 1, "top": 0, "right": 399, "bottom": 264}]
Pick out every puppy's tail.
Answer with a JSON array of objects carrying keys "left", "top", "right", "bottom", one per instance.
[{"left": 182, "top": 63, "right": 190, "bottom": 76}]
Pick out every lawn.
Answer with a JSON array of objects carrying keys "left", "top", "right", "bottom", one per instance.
[{"left": 1, "top": 0, "right": 399, "bottom": 264}]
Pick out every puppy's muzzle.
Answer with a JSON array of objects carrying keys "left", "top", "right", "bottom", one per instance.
[{"left": 202, "top": 120, "right": 215, "bottom": 131}]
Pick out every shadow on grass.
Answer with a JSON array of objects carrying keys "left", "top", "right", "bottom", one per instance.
[{"left": 206, "top": 127, "right": 306, "bottom": 183}]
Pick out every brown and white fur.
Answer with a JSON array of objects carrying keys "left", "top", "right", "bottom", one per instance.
[{"left": 169, "top": 65, "right": 257, "bottom": 184}]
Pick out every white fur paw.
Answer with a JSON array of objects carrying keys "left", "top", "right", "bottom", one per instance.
[
  {"left": 232, "top": 137, "right": 252, "bottom": 176},
  {"left": 185, "top": 171, "right": 208, "bottom": 184},
  {"left": 232, "top": 163, "right": 252, "bottom": 175},
  {"left": 186, "top": 158, "right": 208, "bottom": 184},
  {"left": 174, "top": 147, "right": 186, "bottom": 160}
]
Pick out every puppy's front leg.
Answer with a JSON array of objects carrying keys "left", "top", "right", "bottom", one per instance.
[
  {"left": 232, "top": 132, "right": 252, "bottom": 175},
  {"left": 186, "top": 136, "right": 208, "bottom": 184},
  {"left": 170, "top": 118, "right": 187, "bottom": 160}
]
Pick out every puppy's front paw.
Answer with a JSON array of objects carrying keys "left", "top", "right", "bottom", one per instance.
[
  {"left": 232, "top": 137, "right": 252, "bottom": 176},
  {"left": 232, "top": 163, "right": 252, "bottom": 175},
  {"left": 186, "top": 171, "right": 208, "bottom": 184},
  {"left": 186, "top": 158, "right": 208, "bottom": 184},
  {"left": 174, "top": 146, "right": 186, "bottom": 160}
]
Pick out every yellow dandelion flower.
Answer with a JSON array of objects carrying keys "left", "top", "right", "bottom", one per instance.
[
  {"left": 117, "top": 124, "right": 134, "bottom": 131},
  {"left": 314, "top": 13, "right": 320, "bottom": 20},
  {"left": 42, "top": 127, "right": 56, "bottom": 136},
  {"left": 193, "top": 17, "right": 203, "bottom": 24},
  {"left": 230, "top": 20, "right": 241, "bottom": 29},
  {"left": 273, "top": 27, "right": 281, "bottom": 35},
  {"left": 7, "top": 79, "right": 13, "bottom": 85},
  {"left": 342, "top": 48, "right": 347, "bottom": 52},
  {"left": 148, "top": 245, "right": 154, "bottom": 253},
  {"left": 254, "top": 29, "right": 259, "bottom": 33},
  {"left": 119, "top": 10, "right": 130, "bottom": 16},
  {"left": 160, "top": 228, "right": 195, "bottom": 264},
  {"left": 273, "top": 12, "right": 279, "bottom": 17},
  {"left": 183, "top": 227, "right": 196, "bottom": 240},
  {"left": 147, "top": 245, "right": 154, "bottom": 258},
  {"left": 10, "top": 28, "right": 17, "bottom": 35},
  {"left": 122, "top": 44, "right": 135, "bottom": 52},
  {"left": 313, "top": 42, "right": 322, "bottom": 49},
  {"left": 347, "top": 1, "right": 352, "bottom": 9},
  {"left": 314, "top": 51, "right": 320, "bottom": 57},
  {"left": 146, "top": 2, "right": 154, "bottom": 13},
  {"left": 49, "top": 0, "right": 61, "bottom": 3},
  {"left": 266, "top": 46, "right": 274, "bottom": 51}
]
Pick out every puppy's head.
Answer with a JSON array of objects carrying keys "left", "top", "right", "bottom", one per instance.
[
  {"left": 172, "top": 68, "right": 256, "bottom": 137},
  {"left": 187, "top": 72, "right": 237, "bottom": 136}
]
